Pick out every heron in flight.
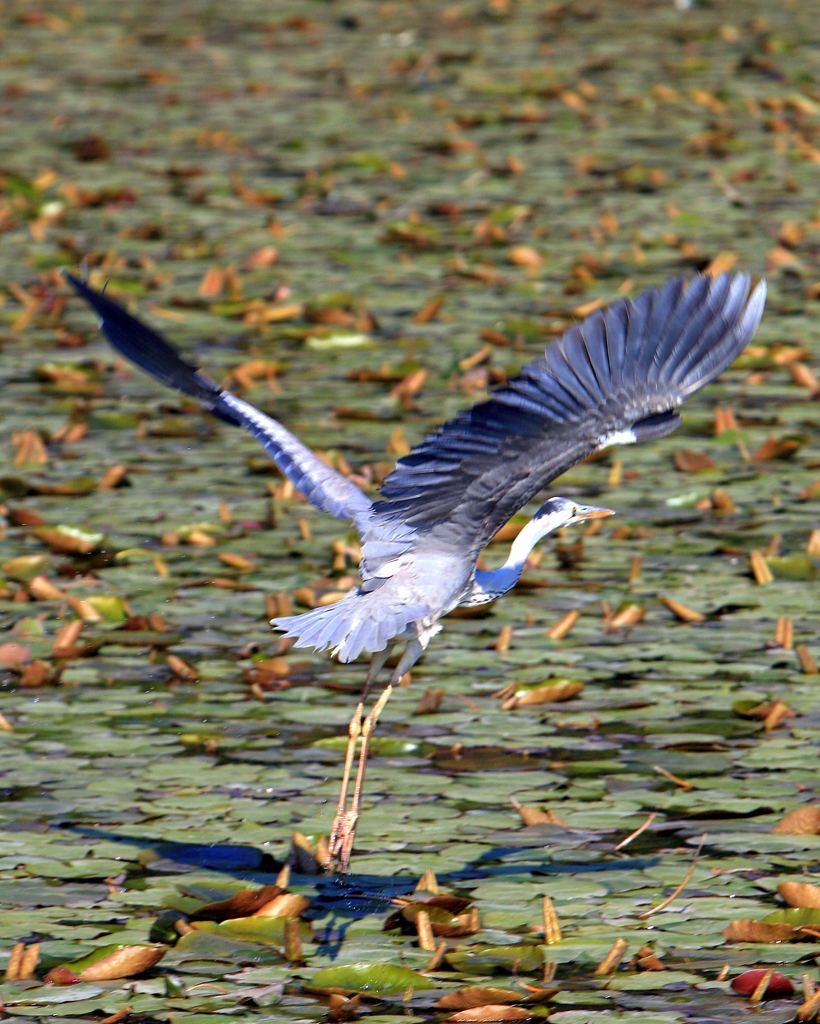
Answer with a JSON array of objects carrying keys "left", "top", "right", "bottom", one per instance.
[{"left": 66, "top": 270, "right": 765, "bottom": 870}]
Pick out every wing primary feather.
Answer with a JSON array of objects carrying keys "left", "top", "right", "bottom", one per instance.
[
  {"left": 65, "top": 273, "right": 374, "bottom": 530},
  {"left": 376, "top": 272, "right": 766, "bottom": 538}
]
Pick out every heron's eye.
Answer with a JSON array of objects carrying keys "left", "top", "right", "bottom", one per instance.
[{"left": 572, "top": 506, "right": 579, "bottom": 516}]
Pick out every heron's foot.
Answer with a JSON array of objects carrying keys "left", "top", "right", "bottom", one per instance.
[{"left": 327, "top": 681, "right": 395, "bottom": 874}]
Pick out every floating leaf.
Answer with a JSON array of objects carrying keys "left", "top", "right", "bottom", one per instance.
[
  {"left": 731, "top": 969, "right": 794, "bottom": 998},
  {"left": 772, "top": 806, "right": 820, "bottom": 834},
  {"left": 437, "top": 989, "right": 524, "bottom": 1010},
  {"left": 62, "top": 944, "right": 166, "bottom": 981},
  {"left": 84, "top": 595, "right": 129, "bottom": 623},
  {"left": 0, "top": 643, "right": 31, "bottom": 666},
  {"left": 722, "top": 920, "right": 796, "bottom": 942},
  {"left": 778, "top": 881, "right": 820, "bottom": 909},
  {"left": 444, "top": 1007, "right": 540, "bottom": 1022},
  {"left": 501, "top": 678, "right": 583, "bottom": 709},
  {"left": 308, "top": 962, "right": 435, "bottom": 995},
  {"left": 191, "top": 916, "right": 311, "bottom": 944},
  {"left": 2, "top": 554, "right": 51, "bottom": 580},
  {"left": 306, "top": 332, "right": 370, "bottom": 350},
  {"left": 766, "top": 554, "right": 818, "bottom": 581},
  {"left": 313, "top": 736, "right": 435, "bottom": 757},
  {"left": 189, "top": 885, "right": 285, "bottom": 921},
  {"left": 762, "top": 907, "right": 820, "bottom": 926},
  {"left": 445, "top": 945, "right": 546, "bottom": 975}
]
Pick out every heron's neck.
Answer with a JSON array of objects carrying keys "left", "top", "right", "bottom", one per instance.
[{"left": 468, "top": 514, "right": 560, "bottom": 604}]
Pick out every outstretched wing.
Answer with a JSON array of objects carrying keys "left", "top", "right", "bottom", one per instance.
[
  {"left": 65, "top": 273, "right": 374, "bottom": 531},
  {"left": 375, "top": 272, "right": 766, "bottom": 551}
]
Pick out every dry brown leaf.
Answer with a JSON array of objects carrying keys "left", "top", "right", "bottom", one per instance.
[
  {"left": 510, "top": 797, "right": 566, "bottom": 827},
  {"left": 386, "top": 428, "right": 410, "bottom": 455},
  {"left": 722, "top": 920, "right": 796, "bottom": 943},
  {"left": 32, "top": 527, "right": 98, "bottom": 555},
  {"left": 66, "top": 596, "right": 102, "bottom": 622},
  {"left": 506, "top": 245, "right": 542, "bottom": 272},
  {"left": 414, "top": 687, "right": 444, "bottom": 714},
  {"left": 494, "top": 623, "right": 513, "bottom": 652},
  {"left": 572, "top": 297, "right": 606, "bottom": 318},
  {"left": 779, "top": 881, "right": 820, "bottom": 909},
  {"left": 779, "top": 220, "right": 804, "bottom": 248},
  {"left": 17, "top": 660, "right": 56, "bottom": 687},
  {"left": 437, "top": 989, "right": 522, "bottom": 1011},
  {"left": 7, "top": 507, "right": 48, "bottom": 527},
  {"left": 458, "top": 345, "right": 493, "bottom": 372},
  {"left": 714, "top": 405, "right": 737, "bottom": 435},
  {"left": 52, "top": 619, "right": 84, "bottom": 656},
  {"left": 608, "top": 604, "right": 645, "bottom": 630},
  {"left": 252, "top": 892, "right": 310, "bottom": 918},
  {"left": 711, "top": 488, "right": 736, "bottom": 513},
  {"left": 545, "top": 609, "right": 580, "bottom": 640},
  {"left": 752, "top": 436, "right": 803, "bottom": 461},
  {"left": 189, "top": 885, "right": 284, "bottom": 921},
  {"left": 186, "top": 529, "right": 216, "bottom": 547},
  {"left": 660, "top": 596, "right": 705, "bottom": 623},
  {"left": 166, "top": 654, "right": 199, "bottom": 682},
  {"left": 705, "top": 250, "right": 738, "bottom": 276},
  {"left": 594, "top": 937, "right": 629, "bottom": 975},
  {"left": 790, "top": 363, "right": 820, "bottom": 392},
  {"left": 28, "top": 575, "right": 66, "bottom": 601},
  {"left": 79, "top": 945, "right": 166, "bottom": 981},
  {"left": 218, "top": 552, "right": 256, "bottom": 571},
  {"left": 749, "top": 550, "right": 773, "bottom": 585},
  {"left": 389, "top": 369, "right": 428, "bottom": 402},
  {"left": 198, "top": 266, "right": 225, "bottom": 299},
  {"left": 328, "top": 992, "right": 360, "bottom": 1022},
  {"left": 0, "top": 642, "right": 31, "bottom": 666},
  {"left": 412, "top": 295, "right": 445, "bottom": 323},
  {"left": 98, "top": 465, "right": 129, "bottom": 490},
  {"left": 672, "top": 450, "right": 716, "bottom": 473},
  {"left": 502, "top": 679, "right": 583, "bottom": 709},
  {"left": 12, "top": 430, "right": 48, "bottom": 467},
  {"left": 772, "top": 806, "right": 820, "bottom": 835},
  {"left": 766, "top": 245, "right": 801, "bottom": 271},
  {"left": 796, "top": 645, "right": 819, "bottom": 675},
  {"left": 444, "top": 1007, "right": 535, "bottom": 1023},
  {"left": 244, "top": 245, "right": 279, "bottom": 268}
]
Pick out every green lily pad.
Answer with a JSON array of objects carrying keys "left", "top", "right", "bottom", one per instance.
[
  {"left": 445, "top": 944, "right": 547, "bottom": 975},
  {"left": 2, "top": 553, "right": 51, "bottom": 580},
  {"left": 313, "top": 736, "right": 435, "bottom": 757},
  {"left": 85, "top": 595, "right": 129, "bottom": 623},
  {"left": 762, "top": 907, "right": 820, "bottom": 926},
  {"left": 766, "top": 555, "right": 818, "bottom": 581},
  {"left": 191, "top": 916, "right": 311, "bottom": 944},
  {"left": 308, "top": 962, "right": 436, "bottom": 995}
]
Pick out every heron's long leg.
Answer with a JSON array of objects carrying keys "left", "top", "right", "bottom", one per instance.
[
  {"left": 333, "top": 637, "right": 426, "bottom": 872},
  {"left": 328, "top": 645, "right": 394, "bottom": 860}
]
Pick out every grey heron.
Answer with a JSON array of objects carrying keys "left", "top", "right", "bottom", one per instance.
[{"left": 65, "top": 270, "right": 766, "bottom": 870}]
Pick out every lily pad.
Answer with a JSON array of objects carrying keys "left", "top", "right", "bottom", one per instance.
[{"left": 308, "top": 963, "right": 436, "bottom": 995}]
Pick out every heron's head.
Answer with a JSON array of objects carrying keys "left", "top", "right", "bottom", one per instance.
[{"left": 533, "top": 496, "right": 615, "bottom": 529}]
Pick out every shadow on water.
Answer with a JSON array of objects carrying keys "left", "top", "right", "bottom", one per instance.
[{"left": 60, "top": 822, "right": 657, "bottom": 911}]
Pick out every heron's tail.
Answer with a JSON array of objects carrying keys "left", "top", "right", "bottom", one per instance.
[{"left": 272, "top": 590, "right": 430, "bottom": 663}]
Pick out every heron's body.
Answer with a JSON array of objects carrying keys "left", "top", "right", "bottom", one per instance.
[{"left": 66, "top": 269, "right": 766, "bottom": 870}]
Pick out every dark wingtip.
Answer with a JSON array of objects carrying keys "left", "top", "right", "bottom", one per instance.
[{"left": 63, "top": 269, "right": 240, "bottom": 422}]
